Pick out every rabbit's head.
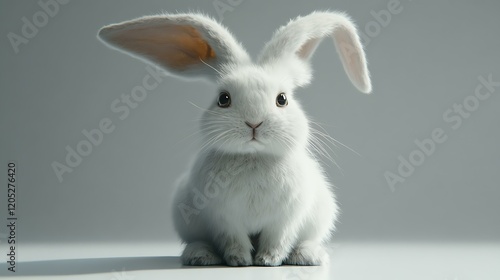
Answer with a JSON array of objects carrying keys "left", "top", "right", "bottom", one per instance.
[{"left": 98, "top": 11, "right": 371, "bottom": 156}]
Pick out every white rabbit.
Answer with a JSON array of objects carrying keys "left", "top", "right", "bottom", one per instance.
[{"left": 98, "top": 10, "right": 371, "bottom": 266}]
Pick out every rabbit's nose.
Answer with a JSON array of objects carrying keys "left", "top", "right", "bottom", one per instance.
[{"left": 245, "top": 121, "right": 263, "bottom": 129}]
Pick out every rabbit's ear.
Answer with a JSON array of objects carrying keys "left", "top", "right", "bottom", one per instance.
[
  {"left": 258, "top": 11, "right": 371, "bottom": 93},
  {"left": 98, "top": 13, "right": 250, "bottom": 81}
]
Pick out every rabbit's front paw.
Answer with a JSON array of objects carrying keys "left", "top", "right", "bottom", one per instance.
[
  {"left": 225, "top": 253, "right": 252, "bottom": 266},
  {"left": 223, "top": 245, "right": 252, "bottom": 266},
  {"left": 253, "top": 250, "right": 285, "bottom": 266}
]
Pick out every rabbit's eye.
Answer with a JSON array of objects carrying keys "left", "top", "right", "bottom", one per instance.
[
  {"left": 276, "top": 93, "right": 288, "bottom": 107},
  {"left": 218, "top": 92, "right": 231, "bottom": 108}
]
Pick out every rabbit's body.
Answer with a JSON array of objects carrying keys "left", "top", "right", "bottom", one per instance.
[
  {"left": 99, "top": 10, "right": 371, "bottom": 266},
  {"left": 172, "top": 149, "right": 337, "bottom": 265}
]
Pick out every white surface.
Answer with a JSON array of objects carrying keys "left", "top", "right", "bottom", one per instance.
[{"left": 1, "top": 242, "right": 499, "bottom": 280}]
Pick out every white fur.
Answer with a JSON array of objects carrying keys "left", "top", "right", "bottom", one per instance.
[
  {"left": 259, "top": 11, "right": 372, "bottom": 93},
  {"left": 98, "top": 13, "right": 250, "bottom": 81},
  {"left": 98, "top": 11, "right": 371, "bottom": 266}
]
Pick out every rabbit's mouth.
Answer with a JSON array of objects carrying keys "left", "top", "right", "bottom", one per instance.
[
  {"left": 248, "top": 138, "right": 263, "bottom": 145},
  {"left": 243, "top": 138, "right": 265, "bottom": 152}
]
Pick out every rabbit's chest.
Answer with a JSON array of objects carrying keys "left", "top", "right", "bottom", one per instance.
[
  {"left": 223, "top": 159, "right": 289, "bottom": 194},
  {"left": 211, "top": 158, "right": 298, "bottom": 222}
]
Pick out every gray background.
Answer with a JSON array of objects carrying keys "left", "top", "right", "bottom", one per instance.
[{"left": 0, "top": 0, "right": 499, "bottom": 246}]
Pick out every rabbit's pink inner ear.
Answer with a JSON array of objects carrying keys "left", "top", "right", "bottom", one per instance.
[
  {"left": 102, "top": 24, "right": 217, "bottom": 70},
  {"left": 333, "top": 27, "right": 371, "bottom": 93},
  {"left": 297, "top": 38, "right": 321, "bottom": 60}
]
